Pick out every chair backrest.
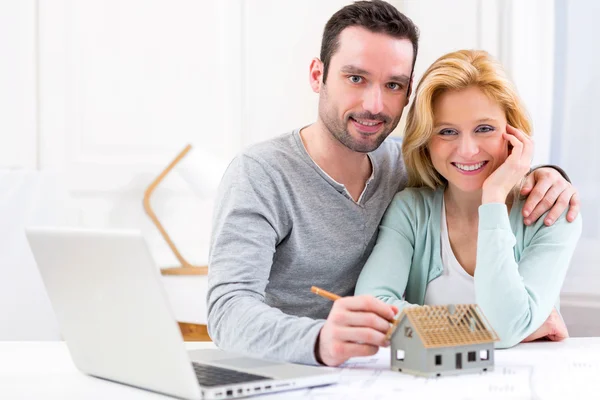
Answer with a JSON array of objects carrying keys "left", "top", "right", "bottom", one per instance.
[{"left": 0, "top": 169, "right": 76, "bottom": 340}]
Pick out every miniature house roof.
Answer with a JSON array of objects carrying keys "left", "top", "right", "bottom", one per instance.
[{"left": 387, "top": 304, "right": 499, "bottom": 348}]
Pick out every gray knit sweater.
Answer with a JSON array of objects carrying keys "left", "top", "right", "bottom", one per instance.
[{"left": 207, "top": 129, "right": 407, "bottom": 365}]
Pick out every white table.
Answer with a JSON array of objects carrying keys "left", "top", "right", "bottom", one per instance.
[{"left": 1, "top": 338, "right": 599, "bottom": 399}]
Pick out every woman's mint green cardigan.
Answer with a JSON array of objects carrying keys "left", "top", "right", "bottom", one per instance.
[{"left": 355, "top": 186, "right": 582, "bottom": 348}]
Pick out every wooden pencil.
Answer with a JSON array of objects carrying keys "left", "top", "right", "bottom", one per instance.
[{"left": 310, "top": 286, "right": 341, "bottom": 301}]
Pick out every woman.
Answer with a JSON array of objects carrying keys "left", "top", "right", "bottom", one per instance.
[{"left": 355, "top": 50, "right": 582, "bottom": 347}]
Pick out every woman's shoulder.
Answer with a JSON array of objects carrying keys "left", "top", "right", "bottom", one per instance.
[
  {"left": 391, "top": 186, "right": 440, "bottom": 207},
  {"left": 387, "top": 186, "right": 443, "bottom": 222}
]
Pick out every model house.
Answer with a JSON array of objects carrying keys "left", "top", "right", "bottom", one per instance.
[{"left": 387, "top": 304, "right": 499, "bottom": 377}]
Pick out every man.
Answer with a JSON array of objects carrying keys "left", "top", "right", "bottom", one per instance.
[{"left": 207, "top": 0, "right": 579, "bottom": 367}]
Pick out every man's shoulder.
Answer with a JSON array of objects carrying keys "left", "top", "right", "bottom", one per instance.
[
  {"left": 225, "top": 130, "right": 309, "bottom": 186},
  {"left": 371, "top": 137, "right": 403, "bottom": 164},
  {"left": 239, "top": 131, "right": 300, "bottom": 168},
  {"left": 370, "top": 138, "right": 406, "bottom": 191}
]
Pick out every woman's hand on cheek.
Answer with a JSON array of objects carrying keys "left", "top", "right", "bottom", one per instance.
[{"left": 482, "top": 124, "right": 533, "bottom": 204}]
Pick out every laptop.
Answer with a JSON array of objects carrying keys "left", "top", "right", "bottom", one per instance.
[{"left": 25, "top": 227, "right": 338, "bottom": 399}]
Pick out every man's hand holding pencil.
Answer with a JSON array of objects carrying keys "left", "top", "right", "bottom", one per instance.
[{"left": 311, "top": 286, "right": 398, "bottom": 367}]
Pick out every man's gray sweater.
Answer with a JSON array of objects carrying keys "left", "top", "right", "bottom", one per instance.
[{"left": 207, "top": 129, "right": 407, "bottom": 365}]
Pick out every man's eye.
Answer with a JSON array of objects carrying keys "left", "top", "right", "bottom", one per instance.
[
  {"left": 439, "top": 129, "right": 457, "bottom": 136},
  {"left": 387, "top": 82, "right": 401, "bottom": 90},
  {"left": 349, "top": 75, "right": 363, "bottom": 84}
]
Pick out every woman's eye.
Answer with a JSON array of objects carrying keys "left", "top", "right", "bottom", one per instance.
[
  {"left": 439, "top": 129, "right": 457, "bottom": 136},
  {"left": 349, "top": 75, "right": 363, "bottom": 84},
  {"left": 476, "top": 125, "right": 495, "bottom": 133}
]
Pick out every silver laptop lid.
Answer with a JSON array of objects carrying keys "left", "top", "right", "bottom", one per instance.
[{"left": 25, "top": 227, "right": 202, "bottom": 400}]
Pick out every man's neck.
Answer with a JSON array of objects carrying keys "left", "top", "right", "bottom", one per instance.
[{"left": 299, "top": 122, "right": 372, "bottom": 200}]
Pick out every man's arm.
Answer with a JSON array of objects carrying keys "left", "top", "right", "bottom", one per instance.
[
  {"left": 520, "top": 166, "right": 579, "bottom": 226},
  {"left": 208, "top": 153, "right": 395, "bottom": 366},
  {"left": 207, "top": 154, "right": 324, "bottom": 364}
]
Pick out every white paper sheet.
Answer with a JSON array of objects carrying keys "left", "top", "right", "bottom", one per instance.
[{"left": 261, "top": 345, "right": 600, "bottom": 400}]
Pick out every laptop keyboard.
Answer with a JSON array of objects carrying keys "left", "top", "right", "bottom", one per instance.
[{"left": 192, "top": 362, "right": 272, "bottom": 387}]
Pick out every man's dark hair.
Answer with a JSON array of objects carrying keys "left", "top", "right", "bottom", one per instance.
[{"left": 320, "top": 0, "right": 419, "bottom": 85}]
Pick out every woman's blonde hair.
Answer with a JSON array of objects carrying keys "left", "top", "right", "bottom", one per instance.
[{"left": 403, "top": 49, "right": 532, "bottom": 189}]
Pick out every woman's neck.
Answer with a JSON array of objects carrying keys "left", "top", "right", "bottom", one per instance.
[
  {"left": 444, "top": 185, "right": 514, "bottom": 219},
  {"left": 444, "top": 186, "right": 482, "bottom": 220}
]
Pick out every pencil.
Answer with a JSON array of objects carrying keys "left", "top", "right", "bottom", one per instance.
[
  {"left": 385, "top": 317, "right": 402, "bottom": 341},
  {"left": 311, "top": 286, "right": 341, "bottom": 301},
  {"left": 312, "top": 285, "right": 400, "bottom": 333}
]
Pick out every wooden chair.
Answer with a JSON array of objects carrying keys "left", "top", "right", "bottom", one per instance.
[{"left": 143, "top": 144, "right": 210, "bottom": 341}]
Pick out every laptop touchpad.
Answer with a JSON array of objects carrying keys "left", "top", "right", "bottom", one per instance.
[{"left": 214, "top": 357, "right": 282, "bottom": 369}]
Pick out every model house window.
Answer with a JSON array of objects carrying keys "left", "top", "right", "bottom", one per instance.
[
  {"left": 479, "top": 350, "right": 489, "bottom": 360},
  {"left": 435, "top": 355, "right": 442, "bottom": 365},
  {"left": 404, "top": 327, "right": 413, "bottom": 338},
  {"left": 396, "top": 350, "right": 405, "bottom": 361},
  {"left": 468, "top": 351, "right": 476, "bottom": 362}
]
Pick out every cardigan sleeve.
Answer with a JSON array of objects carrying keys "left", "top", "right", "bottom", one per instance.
[
  {"left": 475, "top": 203, "right": 582, "bottom": 348},
  {"left": 355, "top": 191, "right": 418, "bottom": 313}
]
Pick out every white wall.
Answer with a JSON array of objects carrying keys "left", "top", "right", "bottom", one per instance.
[
  {"left": 398, "top": 0, "right": 554, "bottom": 164},
  {"left": 37, "top": 0, "right": 238, "bottom": 268},
  {"left": 5, "top": 0, "right": 595, "bottom": 336},
  {"left": 0, "top": 0, "right": 37, "bottom": 169},
  {"left": 551, "top": 0, "right": 600, "bottom": 336}
]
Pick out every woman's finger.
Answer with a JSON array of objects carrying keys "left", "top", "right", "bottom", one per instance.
[
  {"left": 509, "top": 125, "right": 534, "bottom": 163},
  {"left": 503, "top": 132, "right": 523, "bottom": 159},
  {"left": 506, "top": 124, "right": 531, "bottom": 144}
]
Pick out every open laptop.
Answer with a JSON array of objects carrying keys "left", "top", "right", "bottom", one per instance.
[{"left": 25, "top": 227, "right": 338, "bottom": 399}]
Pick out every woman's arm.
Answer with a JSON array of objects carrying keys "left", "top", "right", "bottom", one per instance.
[
  {"left": 521, "top": 308, "right": 569, "bottom": 342},
  {"left": 477, "top": 124, "right": 581, "bottom": 347},
  {"left": 355, "top": 191, "right": 419, "bottom": 313},
  {"left": 475, "top": 204, "right": 582, "bottom": 348}
]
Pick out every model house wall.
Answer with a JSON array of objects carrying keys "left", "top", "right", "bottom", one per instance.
[{"left": 390, "top": 305, "right": 496, "bottom": 377}]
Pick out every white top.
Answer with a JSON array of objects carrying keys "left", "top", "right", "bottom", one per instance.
[{"left": 423, "top": 198, "right": 476, "bottom": 305}]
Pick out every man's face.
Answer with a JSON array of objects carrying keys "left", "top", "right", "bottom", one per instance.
[{"left": 317, "top": 26, "right": 414, "bottom": 153}]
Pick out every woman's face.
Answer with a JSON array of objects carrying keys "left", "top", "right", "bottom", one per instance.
[{"left": 428, "top": 86, "right": 509, "bottom": 193}]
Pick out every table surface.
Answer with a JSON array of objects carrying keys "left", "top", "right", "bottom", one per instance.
[{"left": 1, "top": 338, "right": 600, "bottom": 399}]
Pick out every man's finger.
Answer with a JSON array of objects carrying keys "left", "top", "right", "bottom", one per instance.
[
  {"left": 340, "top": 295, "right": 397, "bottom": 321},
  {"left": 543, "top": 187, "right": 575, "bottom": 226},
  {"left": 520, "top": 173, "right": 535, "bottom": 196},
  {"left": 321, "top": 340, "right": 379, "bottom": 366},
  {"left": 522, "top": 179, "right": 553, "bottom": 223},
  {"left": 341, "top": 311, "right": 395, "bottom": 334},
  {"left": 337, "top": 326, "right": 390, "bottom": 347},
  {"left": 338, "top": 342, "right": 380, "bottom": 361},
  {"left": 567, "top": 191, "right": 580, "bottom": 222}
]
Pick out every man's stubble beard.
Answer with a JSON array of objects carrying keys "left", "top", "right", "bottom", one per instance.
[{"left": 318, "top": 86, "right": 401, "bottom": 153}]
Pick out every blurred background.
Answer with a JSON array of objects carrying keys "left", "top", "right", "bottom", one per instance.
[{"left": 1, "top": 0, "right": 598, "bottom": 339}]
